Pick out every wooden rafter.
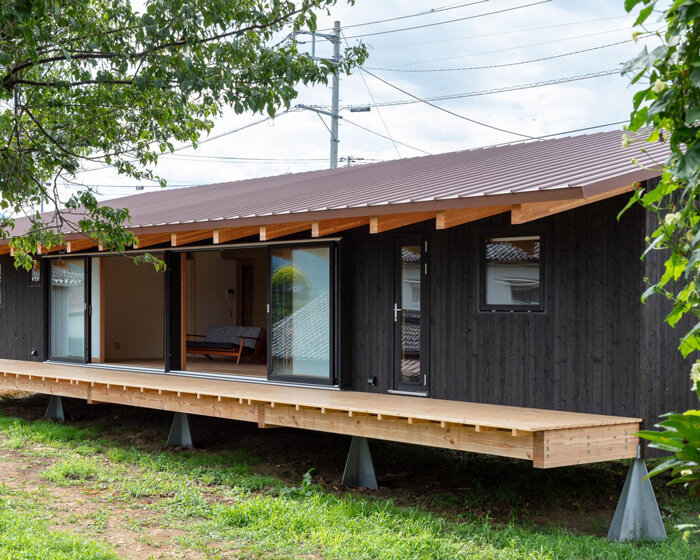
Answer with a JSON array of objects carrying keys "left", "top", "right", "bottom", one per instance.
[
  {"left": 0, "top": 245, "right": 11, "bottom": 256},
  {"left": 171, "top": 230, "right": 213, "bottom": 247},
  {"left": 133, "top": 232, "right": 172, "bottom": 249},
  {"left": 370, "top": 212, "right": 435, "bottom": 234},
  {"left": 436, "top": 206, "right": 510, "bottom": 229},
  {"left": 312, "top": 217, "right": 370, "bottom": 237},
  {"left": 259, "top": 222, "right": 312, "bottom": 241},
  {"left": 511, "top": 184, "right": 638, "bottom": 224},
  {"left": 66, "top": 239, "right": 98, "bottom": 253},
  {"left": 213, "top": 226, "right": 260, "bottom": 244}
]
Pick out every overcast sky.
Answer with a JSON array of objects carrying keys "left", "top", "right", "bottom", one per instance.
[{"left": 76, "top": 0, "right": 663, "bottom": 200}]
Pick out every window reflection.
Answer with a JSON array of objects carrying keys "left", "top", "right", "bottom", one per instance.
[
  {"left": 270, "top": 247, "right": 331, "bottom": 379},
  {"left": 484, "top": 236, "right": 540, "bottom": 309}
]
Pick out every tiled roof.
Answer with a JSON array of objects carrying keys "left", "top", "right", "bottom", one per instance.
[{"left": 486, "top": 241, "right": 540, "bottom": 263}]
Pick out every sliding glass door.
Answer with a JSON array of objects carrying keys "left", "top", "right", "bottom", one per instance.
[
  {"left": 49, "top": 259, "right": 88, "bottom": 362},
  {"left": 269, "top": 245, "right": 333, "bottom": 383}
]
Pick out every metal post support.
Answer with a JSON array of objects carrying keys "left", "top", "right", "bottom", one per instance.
[
  {"left": 166, "top": 412, "right": 194, "bottom": 449},
  {"left": 45, "top": 395, "right": 65, "bottom": 422},
  {"left": 329, "top": 21, "right": 341, "bottom": 169},
  {"left": 607, "top": 455, "right": 667, "bottom": 542},
  {"left": 341, "top": 436, "right": 378, "bottom": 490}
]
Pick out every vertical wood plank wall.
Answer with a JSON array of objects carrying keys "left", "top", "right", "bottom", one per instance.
[
  {"left": 347, "top": 194, "right": 649, "bottom": 422},
  {"left": 0, "top": 256, "right": 46, "bottom": 361}
]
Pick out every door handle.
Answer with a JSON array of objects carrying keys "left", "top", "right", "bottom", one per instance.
[{"left": 394, "top": 303, "right": 402, "bottom": 322}]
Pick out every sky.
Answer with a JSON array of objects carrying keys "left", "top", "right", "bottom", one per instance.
[{"left": 74, "top": 0, "right": 664, "bottom": 201}]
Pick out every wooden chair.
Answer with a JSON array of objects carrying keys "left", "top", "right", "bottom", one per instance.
[{"left": 186, "top": 326, "right": 266, "bottom": 365}]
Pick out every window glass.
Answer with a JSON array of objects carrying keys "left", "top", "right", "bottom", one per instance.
[
  {"left": 270, "top": 246, "right": 331, "bottom": 379},
  {"left": 50, "top": 260, "right": 86, "bottom": 360},
  {"left": 484, "top": 236, "right": 541, "bottom": 309}
]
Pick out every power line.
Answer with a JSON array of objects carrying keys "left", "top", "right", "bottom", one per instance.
[
  {"left": 343, "top": 0, "right": 552, "bottom": 39},
  {"left": 341, "top": 31, "right": 402, "bottom": 159},
  {"left": 358, "top": 69, "right": 534, "bottom": 139},
  {"left": 364, "top": 39, "right": 633, "bottom": 72},
  {"left": 368, "top": 14, "right": 635, "bottom": 50},
  {"left": 342, "top": 69, "right": 619, "bottom": 110},
  {"left": 482, "top": 120, "right": 629, "bottom": 149},
  {"left": 342, "top": 118, "right": 432, "bottom": 155},
  {"left": 327, "top": 0, "right": 491, "bottom": 30},
  {"left": 160, "top": 154, "right": 328, "bottom": 163},
  {"left": 381, "top": 25, "right": 654, "bottom": 68}
]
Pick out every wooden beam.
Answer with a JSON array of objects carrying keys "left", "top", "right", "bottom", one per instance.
[
  {"left": 511, "top": 184, "right": 637, "bottom": 224},
  {"left": 312, "top": 217, "right": 370, "bottom": 237},
  {"left": 133, "top": 232, "right": 172, "bottom": 249},
  {"left": 0, "top": 245, "right": 11, "bottom": 256},
  {"left": 370, "top": 212, "right": 435, "bottom": 234},
  {"left": 213, "top": 226, "right": 260, "bottom": 244},
  {"left": 171, "top": 230, "right": 213, "bottom": 247},
  {"left": 66, "top": 239, "right": 98, "bottom": 253},
  {"left": 259, "top": 222, "right": 312, "bottom": 241},
  {"left": 436, "top": 206, "right": 510, "bottom": 229}
]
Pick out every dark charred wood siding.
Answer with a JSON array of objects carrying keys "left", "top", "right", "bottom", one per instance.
[
  {"left": 0, "top": 255, "right": 46, "bottom": 362},
  {"left": 347, "top": 194, "right": 649, "bottom": 423}
]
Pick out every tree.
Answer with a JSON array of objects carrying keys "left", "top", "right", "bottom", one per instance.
[
  {"left": 623, "top": 0, "right": 700, "bottom": 538},
  {"left": 0, "top": 0, "right": 365, "bottom": 268}
]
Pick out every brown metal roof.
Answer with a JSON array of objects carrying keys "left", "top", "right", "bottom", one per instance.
[{"left": 9, "top": 128, "right": 667, "bottom": 237}]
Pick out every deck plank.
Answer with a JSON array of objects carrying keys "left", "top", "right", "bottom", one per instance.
[{"left": 0, "top": 360, "right": 640, "bottom": 432}]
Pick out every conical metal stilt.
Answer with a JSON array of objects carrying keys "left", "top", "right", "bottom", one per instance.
[
  {"left": 607, "top": 455, "right": 667, "bottom": 542},
  {"left": 166, "top": 412, "right": 194, "bottom": 448},
  {"left": 341, "top": 436, "right": 378, "bottom": 490},
  {"left": 45, "top": 395, "right": 65, "bottom": 422}
]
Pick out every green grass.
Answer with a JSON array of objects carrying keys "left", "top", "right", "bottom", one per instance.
[
  {"left": 0, "top": 406, "right": 697, "bottom": 560},
  {"left": 0, "top": 487, "right": 118, "bottom": 559}
]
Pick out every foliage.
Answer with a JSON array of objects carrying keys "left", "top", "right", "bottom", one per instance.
[
  {"left": 0, "top": 0, "right": 366, "bottom": 268},
  {"left": 623, "top": 0, "right": 700, "bottom": 538}
]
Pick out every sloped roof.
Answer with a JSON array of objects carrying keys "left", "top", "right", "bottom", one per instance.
[{"left": 8, "top": 128, "right": 668, "bottom": 238}]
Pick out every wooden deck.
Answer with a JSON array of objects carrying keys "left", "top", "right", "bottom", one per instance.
[{"left": 0, "top": 359, "right": 640, "bottom": 468}]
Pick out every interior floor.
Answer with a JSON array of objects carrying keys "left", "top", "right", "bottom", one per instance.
[{"left": 104, "top": 357, "right": 267, "bottom": 378}]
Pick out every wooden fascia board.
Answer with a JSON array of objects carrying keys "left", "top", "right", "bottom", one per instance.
[
  {"left": 510, "top": 183, "right": 638, "bottom": 225},
  {"left": 259, "top": 222, "right": 312, "bottom": 241},
  {"left": 312, "top": 217, "right": 370, "bottom": 237},
  {"left": 436, "top": 206, "right": 510, "bottom": 229},
  {"left": 66, "top": 239, "right": 98, "bottom": 253},
  {"left": 370, "top": 212, "right": 435, "bottom": 234},
  {"left": 213, "top": 226, "right": 260, "bottom": 244},
  {"left": 133, "top": 232, "right": 172, "bottom": 249},
  {"left": 170, "top": 230, "right": 213, "bottom": 247}
]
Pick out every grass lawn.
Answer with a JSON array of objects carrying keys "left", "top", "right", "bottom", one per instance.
[{"left": 0, "top": 394, "right": 697, "bottom": 560}]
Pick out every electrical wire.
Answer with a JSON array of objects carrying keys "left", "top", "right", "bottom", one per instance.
[
  {"left": 368, "top": 14, "right": 635, "bottom": 50},
  {"left": 341, "top": 69, "right": 619, "bottom": 110},
  {"left": 343, "top": 0, "right": 552, "bottom": 39},
  {"left": 358, "top": 69, "right": 534, "bottom": 139},
  {"left": 342, "top": 118, "right": 432, "bottom": 155},
  {"left": 364, "top": 39, "right": 633, "bottom": 72},
  {"left": 322, "top": 0, "right": 491, "bottom": 31}
]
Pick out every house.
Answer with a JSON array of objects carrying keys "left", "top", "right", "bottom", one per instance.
[{"left": 0, "top": 129, "right": 684, "bottom": 541}]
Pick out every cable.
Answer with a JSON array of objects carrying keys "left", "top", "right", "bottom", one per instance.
[
  {"left": 343, "top": 0, "right": 552, "bottom": 39},
  {"left": 380, "top": 25, "right": 658, "bottom": 68},
  {"left": 342, "top": 118, "right": 432, "bottom": 155},
  {"left": 481, "top": 120, "right": 629, "bottom": 149},
  {"left": 341, "top": 31, "right": 401, "bottom": 159},
  {"left": 160, "top": 154, "right": 327, "bottom": 163},
  {"left": 342, "top": 69, "right": 619, "bottom": 110},
  {"left": 369, "top": 14, "right": 635, "bottom": 50},
  {"left": 325, "top": 0, "right": 491, "bottom": 31},
  {"left": 364, "top": 39, "right": 633, "bottom": 72}
]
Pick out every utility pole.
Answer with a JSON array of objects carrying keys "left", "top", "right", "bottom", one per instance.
[{"left": 329, "top": 21, "right": 341, "bottom": 169}]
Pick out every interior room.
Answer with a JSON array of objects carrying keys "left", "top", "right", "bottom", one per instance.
[
  {"left": 94, "top": 255, "right": 166, "bottom": 369},
  {"left": 183, "top": 248, "right": 268, "bottom": 376}
]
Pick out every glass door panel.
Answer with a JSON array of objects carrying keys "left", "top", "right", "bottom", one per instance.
[
  {"left": 270, "top": 246, "right": 331, "bottom": 381},
  {"left": 50, "top": 259, "right": 87, "bottom": 362},
  {"left": 398, "top": 245, "right": 421, "bottom": 384}
]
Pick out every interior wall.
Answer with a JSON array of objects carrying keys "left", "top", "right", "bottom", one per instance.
[
  {"left": 224, "top": 248, "right": 268, "bottom": 329},
  {"left": 103, "top": 256, "right": 165, "bottom": 361},
  {"left": 191, "top": 251, "right": 237, "bottom": 335}
]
